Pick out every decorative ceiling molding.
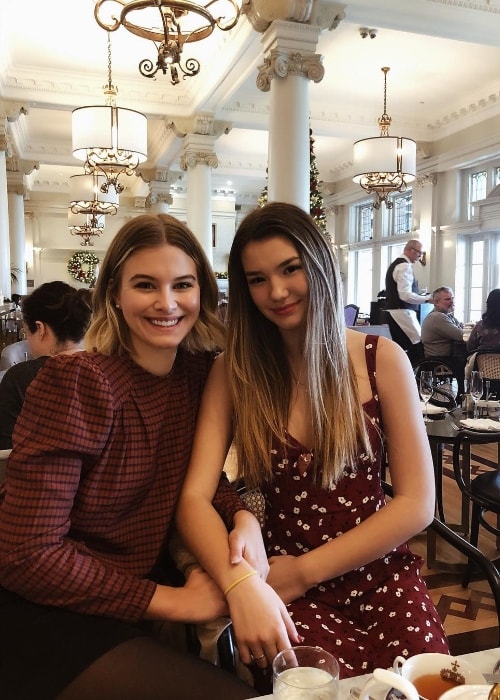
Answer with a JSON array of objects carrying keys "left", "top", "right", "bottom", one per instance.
[{"left": 427, "top": 0, "right": 500, "bottom": 12}]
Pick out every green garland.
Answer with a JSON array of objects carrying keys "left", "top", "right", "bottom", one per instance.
[{"left": 67, "top": 251, "right": 100, "bottom": 286}]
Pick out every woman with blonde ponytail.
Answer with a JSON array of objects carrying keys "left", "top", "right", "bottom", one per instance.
[{"left": 178, "top": 202, "right": 449, "bottom": 691}]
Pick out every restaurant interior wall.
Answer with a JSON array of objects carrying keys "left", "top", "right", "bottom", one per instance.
[
  {"left": 21, "top": 194, "right": 238, "bottom": 291},
  {"left": 324, "top": 114, "right": 500, "bottom": 320}
]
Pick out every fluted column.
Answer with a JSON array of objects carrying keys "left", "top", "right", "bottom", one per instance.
[
  {"left": 170, "top": 114, "right": 231, "bottom": 264},
  {"left": 7, "top": 159, "right": 38, "bottom": 295},
  {"left": 0, "top": 130, "right": 8, "bottom": 299},
  {"left": 246, "top": 0, "right": 345, "bottom": 209},
  {"left": 0, "top": 100, "right": 29, "bottom": 298}
]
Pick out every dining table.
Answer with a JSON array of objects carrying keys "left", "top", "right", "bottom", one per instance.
[
  {"left": 424, "top": 406, "right": 500, "bottom": 570},
  {"left": 259, "top": 646, "right": 500, "bottom": 699}
]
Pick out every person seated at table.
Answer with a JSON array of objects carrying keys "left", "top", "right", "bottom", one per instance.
[
  {"left": 467, "top": 288, "right": 500, "bottom": 354},
  {"left": 0, "top": 281, "right": 92, "bottom": 449},
  {"left": 177, "top": 202, "right": 449, "bottom": 692},
  {"left": 0, "top": 214, "right": 261, "bottom": 700},
  {"left": 421, "top": 286, "right": 466, "bottom": 396}
]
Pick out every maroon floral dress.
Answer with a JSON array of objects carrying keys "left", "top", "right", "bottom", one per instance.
[{"left": 256, "top": 336, "right": 449, "bottom": 687}]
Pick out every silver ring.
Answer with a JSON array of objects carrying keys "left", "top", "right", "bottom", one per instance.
[{"left": 253, "top": 654, "right": 265, "bottom": 661}]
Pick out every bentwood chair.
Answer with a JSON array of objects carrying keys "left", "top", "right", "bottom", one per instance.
[
  {"left": 452, "top": 430, "right": 500, "bottom": 587},
  {"left": 412, "top": 358, "right": 459, "bottom": 412},
  {"left": 382, "top": 480, "right": 500, "bottom": 644}
]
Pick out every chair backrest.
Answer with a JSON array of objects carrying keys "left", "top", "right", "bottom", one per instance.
[
  {"left": 0, "top": 340, "right": 32, "bottom": 370},
  {"left": 413, "top": 358, "right": 458, "bottom": 410},
  {"left": 344, "top": 304, "right": 360, "bottom": 326},
  {"left": 476, "top": 352, "right": 500, "bottom": 380}
]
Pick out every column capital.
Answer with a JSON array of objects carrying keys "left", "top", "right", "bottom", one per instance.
[
  {"left": 0, "top": 100, "right": 29, "bottom": 122},
  {"left": 169, "top": 113, "right": 231, "bottom": 139},
  {"left": 7, "top": 170, "right": 27, "bottom": 197},
  {"left": 0, "top": 124, "right": 9, "bottom": 154},
  {"left": 257, "top": 48, "right": 324, "bottom": 91},
  {"left": 138, "top": 167, "right": 179, "bottom": 186},
  {"left": 243, "top": 0, "right": 345, "bottom": 32},
  {"left": 6, "top": 156, "right": 39, "bottom": 176},
  {"left": 416, "top": 173, "right": 437, "bottom": 188},
  {"left": 180, "top": 149, "right": 219, "bottom": 171}
]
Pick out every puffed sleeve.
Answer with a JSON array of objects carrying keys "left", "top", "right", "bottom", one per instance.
[{"left": 0, "top": 354, "right": 157, "bottom": 622}]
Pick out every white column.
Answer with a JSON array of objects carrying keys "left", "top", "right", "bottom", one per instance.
[
  {"left": 0, "top": 143, "right": 9, "bottom": 299},
  {"left": 7, "top": 168, "right": 31, "bottom": 295},
  {"left": 248, "top": 2, "right": 345, "bottom": 210},
  {"left": 181, "top": 136, "right": 217, "bottom": 264},
  {"left": 171, "top": 114, "right": 232, "bottom": 264},
  {"left": 0, "top": 101, "right": 30, "bottom": 298}
]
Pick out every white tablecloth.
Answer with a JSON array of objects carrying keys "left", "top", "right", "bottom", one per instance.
[{"left": 259, "top": 647, "right": 500, "bottom": 699}]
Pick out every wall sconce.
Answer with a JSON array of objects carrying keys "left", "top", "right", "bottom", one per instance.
[{"left": 420, "top": 251, "right": 427, "bottom": 267}]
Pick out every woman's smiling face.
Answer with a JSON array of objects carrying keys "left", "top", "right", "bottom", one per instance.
[{"left": 115, "top": 243, "right": 200, "bottom": 371}]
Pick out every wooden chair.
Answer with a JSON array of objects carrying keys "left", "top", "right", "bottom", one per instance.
[{"left": 451, "top": 430, "right": 500, "bottom": 587}]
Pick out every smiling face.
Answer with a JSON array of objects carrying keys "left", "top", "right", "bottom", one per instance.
[
  {"left": 241, "top": 235, "right": 309, "bottom": 337},
  {"left": 115, "top": 243, "right": 200, "bottom": 374}
]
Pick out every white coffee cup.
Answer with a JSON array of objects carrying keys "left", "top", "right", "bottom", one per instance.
[{"left": 358, "top": 653, "right": 484, "bottom": 700}]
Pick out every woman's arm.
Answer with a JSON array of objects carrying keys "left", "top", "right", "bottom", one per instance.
[
  {"left": 267, "top": 336, "right": 436, "bottom": 603},
  {"left": 176, "top": 354, "right": 300, "bottom": 664}
]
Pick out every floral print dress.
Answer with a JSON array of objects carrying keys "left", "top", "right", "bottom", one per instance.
[{"left": 257, "top": 336, "right": 449, "bottom": 685}]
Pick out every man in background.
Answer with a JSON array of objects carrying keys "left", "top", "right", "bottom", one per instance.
[
  {"left": 421, "top": 286, "right": 466, "bottom": 395},
  {"left": 385, "top": 239, "right": 432, "bottom": 364}
]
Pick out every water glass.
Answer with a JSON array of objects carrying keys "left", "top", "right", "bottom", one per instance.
[
  {"left": 468, "top": 371, "right": 483, "bottom": 419},
  {"left": 273, "top": 646, "right": 339, "bottom": 699},
  {"left": 419, "top": 370, "right": 434, "bottom": 423}
]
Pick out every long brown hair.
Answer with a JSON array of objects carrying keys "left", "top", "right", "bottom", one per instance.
[
  {"left": 85, "top": 214, "right": 225, "bottom": 355},
  {"left": 227, "top": 202, "right": 373, "bottom": 489}
]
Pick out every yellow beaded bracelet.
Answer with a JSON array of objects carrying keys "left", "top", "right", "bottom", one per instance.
[{"left": 223, "top": 570, "right": 257, "bottom": 597}]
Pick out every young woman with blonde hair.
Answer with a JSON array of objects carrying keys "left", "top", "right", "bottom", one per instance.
[{"left": 0, "top": 214, "right": 259, "bottom": 700}]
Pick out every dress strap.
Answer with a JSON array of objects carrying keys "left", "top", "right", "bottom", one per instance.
[{"left": 364, "top": 334, "right": 379, "bottom": 396}]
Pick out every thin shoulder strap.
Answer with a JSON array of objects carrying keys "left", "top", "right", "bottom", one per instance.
[{"left": 364, "top": 334, "right": 380, "bottom": 396}]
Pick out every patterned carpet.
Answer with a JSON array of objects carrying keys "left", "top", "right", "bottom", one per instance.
[{"left": 409, "top": 444, "right": 500, "bottom": 655}]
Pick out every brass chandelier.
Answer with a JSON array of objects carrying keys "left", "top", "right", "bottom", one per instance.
[
  {"left": 352, "top": 67, "right": 416, "bottom": 209},
  {"left": 68, "top": 211, "right": 106, "bottom": 247},
  {"left": 94, "top": 0, "right": 242, "bottom": 85},
  {"left": 72, "top": 32, "right": 148, "bottom": 192},
  {"left": 68, "top": 172, "right": 119, "bottom": 246}
]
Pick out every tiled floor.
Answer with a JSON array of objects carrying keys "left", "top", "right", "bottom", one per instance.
[{"left": 409, "top": 442, "right": 500, "bottom": 654}]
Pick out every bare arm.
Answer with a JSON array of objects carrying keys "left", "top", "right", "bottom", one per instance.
[
  {"left": 176, "top": 354, "right": 300, "bottom": 665},
  {"left": 267, "top": 335, "right": 435, "bottom": 602}
]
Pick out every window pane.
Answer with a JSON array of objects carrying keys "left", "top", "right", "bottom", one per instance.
[
  {"left": 391, "top": 192, "right": 412, "bottom": 236},
  {"left": 355, "top": 203, "right": 373, "bottom": 242},
  {"left": 470, "top": 171, "right": 487, "bottom": 202}
]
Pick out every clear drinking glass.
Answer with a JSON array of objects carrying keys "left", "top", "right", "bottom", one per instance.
[
  {"left": 273, "top": 646, "right": 339, "bottom": 700},
  {"left": 468, "top": 370, "right": 483, "bottom": 419},
  {"left": 419, "top": 370, "right": 434, "bottom": 423}
]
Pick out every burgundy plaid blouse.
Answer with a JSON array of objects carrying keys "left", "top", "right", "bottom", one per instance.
[{"left": 0, "top": 349, "right": 243, "bottom": 623}]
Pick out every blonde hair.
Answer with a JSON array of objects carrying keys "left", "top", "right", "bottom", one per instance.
[
  {"left": 227, "top": 202, "right": 373, "bottom": 489},
  {"left": 85, "top": 214, "right": 225, "bottom": 355}
]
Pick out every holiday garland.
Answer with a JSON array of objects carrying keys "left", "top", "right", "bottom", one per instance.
[{"left": 67, "top": 251, "right": 100, "bottom": 286}]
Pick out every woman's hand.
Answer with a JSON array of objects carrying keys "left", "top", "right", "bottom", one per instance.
[
  {"left": 147, "top": 566, "right": 229, "bottom": 623},
  {"left": 225, "top": 572, "right": 301, "bottom": 668},
  {"left": 228, "top": 509, "right": 269, "bottom": 580},
  {"left": 267, "top": 555, "right": 311, "bottom": 603}
]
